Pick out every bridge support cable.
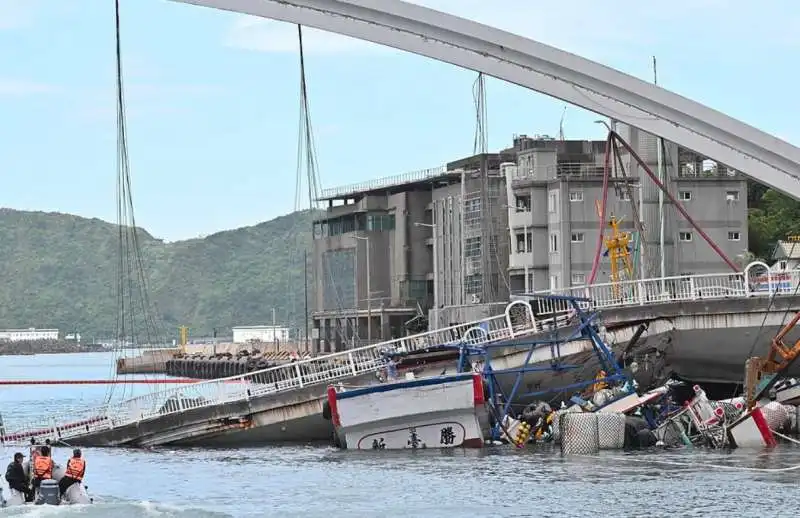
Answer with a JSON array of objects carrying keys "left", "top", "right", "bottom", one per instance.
[
  {"left": 609, "top": 130, "right": 739, "bottom": 273},
  {"left": 470, "top": 73, "right": 509, "bottom": 302},
  {"left": 108, "top": 0, "right": 167, "bottom": 401},
  {"left": 294, "top": 25, "right": 355, "bottom": 349},
  {"left": 609, "top": 136, "right": 647, "bottom": 277},
  {"left": 587, "top": 133, "right": 613, "bottom": 285}
]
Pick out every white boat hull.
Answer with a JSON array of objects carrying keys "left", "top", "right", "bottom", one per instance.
[{"left": 328, "top": 373, "right": 486, "bottom": 450}]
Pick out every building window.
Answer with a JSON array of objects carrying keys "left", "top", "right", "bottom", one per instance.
[
  {"left": 569, "top": 190, "right": 583, "bottom": 202},
  {"left": 728, "top": 231, "right": 741, "bottom": 241},
  {"left": 570, "top": 232, "right": 584, "bottom": 243},
  {"left": 548, "top": 192, "right": 558, "bottom": 213},
  {"left": 464, "top": 198, "right": 482, "bottom": 226},
  {"left": 679, "top": 231, "right": 693, "bottom": 242},
  {"left": 726, "top": 190, "right": 740, "bottom": 202},
  {"left": 549, "top": 274, "right": 560, "bottom": 290},
  {"left": 549, "top": 233, "right": 559, "bottom": 253},
  {"left": 619, "top": 190, "right": 631, "bottom": 201},
  {"left": 678, "top": 191, "right": 692, "bottom": 201},
  {"left": 515, "top": 195, "right": 531, "bottom": 212},
  {"left": 465, "top": 237, "right": 482, "bottom": 258},
  {"left": 571, "top": 273, "right": 586, "bottom": 286},
  {"left": 515, "top": 232, "right": 532, "bottom": 253},
  {"left": 366, "top": 213, "right": 395, "bottom": 231}
]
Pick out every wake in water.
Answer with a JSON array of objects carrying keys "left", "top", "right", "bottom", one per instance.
[{"left": 0, "top": 500, "right": 233, "bottom": 517}]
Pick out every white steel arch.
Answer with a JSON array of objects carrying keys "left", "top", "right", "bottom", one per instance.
[{"left": 172, "top": 0, "right": 800, "bottom": 199}]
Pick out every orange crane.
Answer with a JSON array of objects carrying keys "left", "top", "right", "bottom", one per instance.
[{"left": 744, "top": 312, "right": 800, "bottom": 409}]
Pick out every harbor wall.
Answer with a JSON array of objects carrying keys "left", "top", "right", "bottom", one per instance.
[{"left": 116, "top": 349, "right": 180, "bottom": 374}]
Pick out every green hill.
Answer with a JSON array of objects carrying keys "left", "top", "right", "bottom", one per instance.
[{"left": 0, "top": 208, "right": 315, "bottom": 339}]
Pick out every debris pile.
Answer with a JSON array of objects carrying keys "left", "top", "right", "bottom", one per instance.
[{"left": 491, "top": 375, "right": 800, "bottom": 454}]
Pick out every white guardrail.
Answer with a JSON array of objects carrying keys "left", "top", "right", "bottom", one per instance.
[
  {"left": 1, "top": 300, "right": 546, "bottom": 446},
  {"left": 528, "top": 261, "right": 800, "bottom": 315}
]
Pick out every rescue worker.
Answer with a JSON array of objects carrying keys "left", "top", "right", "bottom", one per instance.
[
  {"left": 31, "top": 445, "right": 54, "bottom": 491},
  {"left": 5, "top": 452, "right": 32, "bottom": 502},
  {"left": 59, "top": 449, "right": 85, "bottom": 496}
]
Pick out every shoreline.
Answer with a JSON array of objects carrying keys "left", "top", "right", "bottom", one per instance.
[{"left": 0, "top": 341, "right": 108, "bottom": 356}]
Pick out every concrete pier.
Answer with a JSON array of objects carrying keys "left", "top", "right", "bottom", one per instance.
[{"left": 116, "top": 349, "right": 180, "bottom": 375}]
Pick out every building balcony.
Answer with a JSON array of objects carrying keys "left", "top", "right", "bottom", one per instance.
[{"left": 509, "top": 251, "right": 534, "bottom": 270}]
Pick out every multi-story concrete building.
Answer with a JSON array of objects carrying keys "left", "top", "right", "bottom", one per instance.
[
  {"left": 310, "top": 167, "right": 447, "bottom": 353},
  {"left": 310, "top": 154, "right": 512, "bottom": 352},
  {"left": 506, "top": 125, "right": 749, "bottom": 293}
]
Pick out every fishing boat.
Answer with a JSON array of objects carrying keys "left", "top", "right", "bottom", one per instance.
[
  {"left": 327, "top": 372, "right": 488, "bottom": 450},
  {"left": 326, "top": 294, "right": 639, "bottom": 450}
]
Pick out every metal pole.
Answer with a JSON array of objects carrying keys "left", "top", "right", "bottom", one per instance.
[
  {"left": 459, "top": 169, "right": 466, "bottom": 305},
  {"left": 353, "top": 241, "right": 358, "bottom": 348},
  {"left": 366, "top": 237, "right": 371, "bottom": 343},
  {"left": 304, "top": 249, "right": 309, "bottom": 352},
  {"left": 432, "top": 222, "right": 439, "bottom": 317},
  {"left": 654, "top": 56, "right": 666, "bottom": 293}
]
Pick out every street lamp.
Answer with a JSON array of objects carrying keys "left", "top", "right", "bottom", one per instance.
[
  {"left": 353, "top": 234, "right": 371, "bottom": 343},
  {"left": 414, "top": 222, "right": 439, "bottom": 317}
]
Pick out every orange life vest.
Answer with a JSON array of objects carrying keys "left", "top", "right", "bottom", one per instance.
[
  {"left": 33, "top": 455, "right": 53, "bottom": 479},
  {"left": 65, "top": 457, "right": 85, "bottom": 481}
]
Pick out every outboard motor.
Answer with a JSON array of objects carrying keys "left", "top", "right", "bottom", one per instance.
[{"left": 36, "top": 479, "right": 60, "bottom": 505}]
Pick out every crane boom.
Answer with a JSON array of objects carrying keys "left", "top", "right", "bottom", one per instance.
[{"left": 744, "top": 312, "right": 800, "bottom": 409}]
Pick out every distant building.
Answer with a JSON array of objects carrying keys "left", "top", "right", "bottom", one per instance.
[
  {"left": 771, "top": 239, "right": 800, "bottom": 270},
  {"left": 232, "top": 325, "right": 290, "bottom": 344},
  {"left": 0, "top": 328, "right": 59, "bottom": 342},
  {"left": 310, "top": 156, "right": 512, "bottom": 353}
]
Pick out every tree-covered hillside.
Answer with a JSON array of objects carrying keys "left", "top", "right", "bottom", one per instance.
[
  {"left": 0, "top": 208, "right": 314, "bottom": 339},
  {"left": 747, "top": 182, "right": 800, "bottom": 260}
]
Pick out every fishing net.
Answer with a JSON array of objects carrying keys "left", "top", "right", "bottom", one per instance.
[
  {"left": 596, "top": 412, "right": 626, "bottom": 449},
  {"left": 559, "top": 412, "right": 600, "bottom": 455},
  {"left": 551, "top": 406, "right": 582, "bottom": 444},
  {"left": 761, "top": 401, "right": 791, "bottom": 431}
]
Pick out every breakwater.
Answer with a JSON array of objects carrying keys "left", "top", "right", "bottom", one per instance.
[
  {"left": 0, "top": 340, "right": 105, "bottom": 356},
  {"left": 165, "top": 351, "right": 296, "bottom": 379}
]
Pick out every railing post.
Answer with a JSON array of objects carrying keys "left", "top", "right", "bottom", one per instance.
[
  {"left": 348, "top": 351, "right": 359, "bottom": 376},
  {"left": 294, "top": 363, "right": 305, "bottom": 387},
  {"left": 638, "top": 280, "right": 645, "bottom": 305},
  {"left": 689, "top": 277, "right": 697, "bottom": 300}
]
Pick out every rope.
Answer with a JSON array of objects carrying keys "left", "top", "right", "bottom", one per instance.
[
  {"left": 772, "top": 429, "right": 800, "bottom": 446},
  {"left": 597, "top": 453, "right": 800, "bottom": 473}
]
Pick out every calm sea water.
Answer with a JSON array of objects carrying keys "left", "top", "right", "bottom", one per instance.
[{"left": 1, "top": 351, "right": 799, "bottom": 517}]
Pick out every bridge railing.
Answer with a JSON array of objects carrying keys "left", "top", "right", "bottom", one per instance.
[
  {"left": 0, "top": 300, "right": 540, "bottom": 445},
  {"left": 529, "top": 261, "right": 800, "bottom": 312}
]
